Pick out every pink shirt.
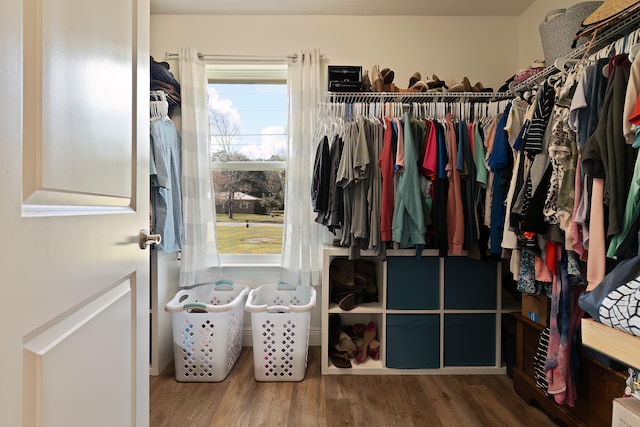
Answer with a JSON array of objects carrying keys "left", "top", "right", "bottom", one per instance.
[{"left": 586, "top": 177, "right": 606, "bottom": 291}]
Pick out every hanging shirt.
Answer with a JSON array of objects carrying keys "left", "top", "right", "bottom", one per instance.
[
  {"left": 582, "top": 54, "right": 636, "bottom": 240},
  {"left": 393, "top": 118, "right": 405, "bottom": 174},
  {"left": 392, "top": 113, "right": 426, "bottom": 252},
  {"left": 446, "top": 113, "right": 465, "bottom": 255},
  {"left": 311, "top": 135, "right": 330, "bottom": 224},
  {"left": 421, "top": 119, "right": 437, "bottom": 179},
  {"left": 379, "top": 117, "right": 396, "bottom": 242},
  {"left": 487, "top": 104, "right": 512, "bottom": 257},
  {"left": 150, "top": 118, "right": 183, "bottom": 253}
]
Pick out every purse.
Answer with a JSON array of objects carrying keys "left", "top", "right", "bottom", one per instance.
[{"left": 578, "top": 254, "right": 640, "bottom": 336}]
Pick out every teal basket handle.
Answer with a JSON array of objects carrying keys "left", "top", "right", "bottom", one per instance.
[
  {"left": 276, "top": 280, "right": 297, "bottom": 291},
  {"left": 215, "top": 280, "right": 234, "bottom": 290},
  {"left": 183, "top": 302, "right": 207, "bottom": 310}
]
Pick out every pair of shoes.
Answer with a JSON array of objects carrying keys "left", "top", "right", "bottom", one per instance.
[
  {"left": 425, "top": 74, "right": 447, "bottom": 90},
  {"left": 370, "top": 66, "right": 395, "bottom": 92},
  {"left": 471, "top": 81, "right": 494, "bottom": 93},
  {"left": 330, "top": 259, "right": 378, "bottom": 309},
  {"left": 398, "top": 80, "right": 427, "bottom": 93},
  {"left": 353, "top": 321, "right": 377, "bottom": 364},
  {"left": 381, "top": 68, "right": 395, "bottom": 85},
  {"left": 329, "top": 349, "right": 352, "bottom": 368},
  {"left": 408, "top": 71, "right": 422, "bottom": 87},
  {"left": 330, "top": 258, "right": 362, "bottom": 310},
  {"left": 335, "top": 331, "right": 356, "bottom": 353},
  {"left": 329, "top": 314, "right": 342, "bottom": 347},
  {"left": 449, "top": 76, "right": 473, "bottom": 92},
  {"left": 341, "top": 323, "right": 365, "bottom": 340},
  {"left": 384, "top": 83, "right": 399, "bottom": 92},
  {"left": 361, "top": 70, "right": 372, "bottom": 92},
  {"left": 337, "top": 293, "right": 357, "bottom": 311},
  {"left": 371, "top": 66, "right": 383, "bottom": 92},
  {"left": 353, "top": 260, "right": 378, "bottom": 303},
  {"left": 369, "top": 339, "right": 380, "bottom": 361},
  {"left": 462, "top": 76, "right": 473, "bottom": 91}
]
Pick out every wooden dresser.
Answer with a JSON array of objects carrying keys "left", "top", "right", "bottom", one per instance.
[{"left": 513, "top": 314, "right": 627, "bottom": 427}]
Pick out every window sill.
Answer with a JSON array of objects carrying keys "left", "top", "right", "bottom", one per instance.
[{"left": 219, "top": 254, "right": 281, "bottom": 268}]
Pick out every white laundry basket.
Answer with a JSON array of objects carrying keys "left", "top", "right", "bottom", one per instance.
[
  {"left": 245, "top": 282, "right": 316, "bottom": 381},
  {"left": 165, "top": 281, "right": 249, "bottom": 382}
]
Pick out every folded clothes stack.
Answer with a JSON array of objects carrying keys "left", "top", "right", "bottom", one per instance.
[{"left": 151, "top": 56, "right": 181, "bottom": 112}]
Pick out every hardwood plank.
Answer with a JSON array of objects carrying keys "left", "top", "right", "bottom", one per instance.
[
  {"left": 207, "top": 350, "right": 259, "bottom": 427},
  {"left": 288, "top": 347, "right": 326, "bottom": 427},
  {"left": 150, "top": 347, "right": 562, "bottom": 427},
  {"left": 417, "top": 375, "right": 483, "bottom": 426}
]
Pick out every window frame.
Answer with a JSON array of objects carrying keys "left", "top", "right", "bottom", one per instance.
[{"left": 207, "top": 62, "right": 287, "bottom": 267}]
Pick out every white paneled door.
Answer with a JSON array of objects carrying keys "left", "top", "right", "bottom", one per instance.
[{"left": 1, "top": 0, "right": 150, "bottom": 426}]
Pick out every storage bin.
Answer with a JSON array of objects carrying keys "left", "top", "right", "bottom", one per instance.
[
  {"left": 444, "top": 314, "right": 496, "bottom": 367},
  {"left": 387, "top": 257, "right": 439, "bottom": 310},
  {"left": 538, "top": 2, "right": 603, "bottom": 65},
  {"left": 165, "top": 281, "right": 249, "bottom": 382},
  {"left": 444, "top": 258, "right": 497, "bottom": 310},
  {"left": 386, "top": 314, "right": 440, "bottom": 369},
  {"left": 328, "top": 65, "right": 362, "bottom": 92},
  {"left": 245, "top": 282, "right": 316, "bottom": 381}
]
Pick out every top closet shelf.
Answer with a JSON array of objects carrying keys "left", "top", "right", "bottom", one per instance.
[
  {"left": 510, "top": 8, "right": 640, "bottom": 93},
  {"left": 324, "top": 246, "right": 446, "bottom": 258}
]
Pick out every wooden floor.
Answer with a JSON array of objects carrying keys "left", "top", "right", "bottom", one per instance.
[{"left": 150, "top": 347, "right": 560, "bottom": 427}]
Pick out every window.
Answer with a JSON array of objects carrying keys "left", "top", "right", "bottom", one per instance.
[{"left": 207, "top": 63, "right": 287, "bottom": 264}]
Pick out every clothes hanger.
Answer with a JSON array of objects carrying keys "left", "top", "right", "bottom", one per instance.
[
  {"left": 554, "top": 58, "right": 579, "bottom": 75},
  {"left": 150, "top": 91, "right": 169, "bottom": 122}
]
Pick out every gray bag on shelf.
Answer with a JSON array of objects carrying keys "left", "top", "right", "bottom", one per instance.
[{"left": 539, "top": 2, "right": 603, "bottom": 64}]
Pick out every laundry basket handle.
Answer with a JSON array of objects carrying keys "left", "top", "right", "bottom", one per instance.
[
  {"left": 165, "top": 287, "right": 249, "bottom": 313},
  {"left": 288, "top": 287, "right": 316, "bottom": 313},
  {"left": 276, "top": 280, "right": 297, "bottom": 291},
  {"left": 542, "top": 9, "right": 566, "bottom": 24},
  {"left": 214, "top": 280, "right": 234, "bottom": 290},
  {"left": 183, "top": 302, "right": 207, "bottom": 310},
  {"left": 266, "top": 305, "right": 290, "bottom": 313}
]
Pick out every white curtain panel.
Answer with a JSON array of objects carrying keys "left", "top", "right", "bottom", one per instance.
[
  {"left": 281, "top": 49, "right": 327, "bottom": 286},
  {"left": 178, "top": 46, "right": 223, "bottom": 287}
]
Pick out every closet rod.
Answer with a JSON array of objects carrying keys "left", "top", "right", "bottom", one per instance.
[
  {"left": 510, "top": 8, "right": 640, "bottom": 93},
  {"left": 324, "top": 91, "right": 512, "bottom": 103}
]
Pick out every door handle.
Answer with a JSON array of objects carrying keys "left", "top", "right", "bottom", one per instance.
[{"left": 139, "top": 229, "right": 161, "bottom": 249}]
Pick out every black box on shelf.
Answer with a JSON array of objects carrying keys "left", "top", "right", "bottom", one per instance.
[
  {"left": 328, "top": 65, "right": 362, "bottom": 92},
  {"left": 328, "top": 81, "right": 362, "bottom": 92}
]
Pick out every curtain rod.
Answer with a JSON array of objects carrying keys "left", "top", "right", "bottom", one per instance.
[
  {"left": 165, "top": 52, "right": 295, "bottom": 62},
  {"left": 164, "top": 52, "right": 326, "bottom": 63}
]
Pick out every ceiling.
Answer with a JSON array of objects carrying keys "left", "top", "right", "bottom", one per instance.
[{"left": 150, "top": 0, "right": 537, "bottom": 16}]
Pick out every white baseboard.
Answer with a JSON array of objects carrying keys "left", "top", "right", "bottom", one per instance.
[{"left": 242, "top": 327, "right": 321, "bottom": 347}]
